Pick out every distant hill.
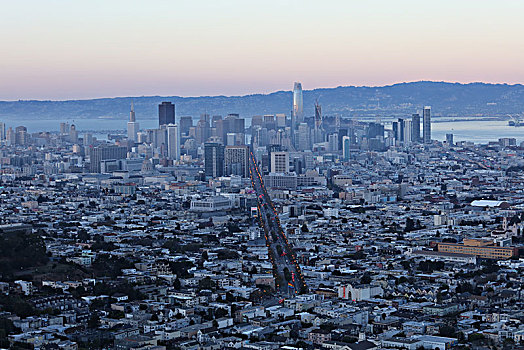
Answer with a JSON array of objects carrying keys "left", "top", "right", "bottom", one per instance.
[{"left": 1, "top": 81, "right": 524, "bottom": 121}]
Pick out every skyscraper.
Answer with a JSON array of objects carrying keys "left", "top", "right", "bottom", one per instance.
[
  {"left": 69, "top": 124, "right": 78, "bottom": 143},
  {"left": 392, "top": 121, "right": 399, "bottom": 143},
  {"left": 224, "top": 145, "right": 249, "bottom": 177},
  {"left": 6, "top": 127, "right": 15, "bottom": 146},
  {"left": 297, "top": 123, "right": 311, "bottom": 151},
  {"left": 403, "top": 120, "right": 412, "bottom": 145},
  {"left": 397, "top": 118, "right": 405, "bottom": 142},
  {"left": 423, "top": 106, "right": 431, "bottom": 144},
  {"left": 129, "top": 101, "right": 136, "bottom": 122},
  {"left": 127, "top": 102, "right": 139, "bottom": 142},
  {"left": 166, "top": 124, "right": 180, "bottom": 160},
  {"left": 338, "top": 129, "right": 348, "bottom": 150},
  {"left": 0, "top": 122, "right": 5, "bottom": 141},
  {"left": 89, "top": 145, "right": 128, "bottom": 173},
  {"left": 270, "top": 151, "right": 289, "bottom": 173},
  {"left": 342, "top": 136, "right": 351, "bottom": 161},
  {"left": 313, "top": 100, "right": 324, "bottom": 143},
  {"left": 314, "top": 100, "right": 322, "bottom": 130},
  {"left": 60, "top": 122, "right": 70, "bottom": 135},
  {"left": 446, "top": 133, "right": 454, "bottom": 146},
  {"left": 411, "top": 113, "right": 421, "bottom": 143},
  {"left": 328, "top": 133, "right": 338, "bottom": 152},
  {"left": 204, "top": 142, "right": 224, "bottom": 178},
  {"left": 179, "top": 116, "right": 193, "bottom": 136},
  {"left": 159, "top": 102, "right": 175, "bottom": 126},
  {"left": 292, "top": 82, "right": 304, "bottom": 123}
]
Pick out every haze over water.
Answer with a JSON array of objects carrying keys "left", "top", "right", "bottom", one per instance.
[{"left": 3, "top": 117, "right": 522, "bottom": 144}]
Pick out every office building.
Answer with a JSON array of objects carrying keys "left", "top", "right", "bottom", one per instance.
[
  {"left": 0, "top": 122, "right": 5, "bottom": 141},
  {"left": 398, "top": 118, "right": 405, "bottom": 142},
  {"left": 158, "top": 102, "right": 175, "bottom": 126},
  {"left": 224, "top": 145, "right": 249, "bottom": 177},
  {"left": 204, "top": 142, "right": 224, "bottom": 178},
  {"left": 179, "top": 116, "right": 193, "bottom": 136},
  {"left": 60, "top": 122, "right": 70, "bottom": 135},
  {"left": 83, "top": 133, "right": 93, "bottom": 146},
  {"left": 423, "top": 106, "right": 431, "bottom": 144},
  {"left": 367, "top": 123, "right": 384, "bottom": 139},
  {"left": 276, "top": 113, "right": 286, "bottom": 128},
  {"left": 338, "top": 129, "right": 348, "bottom": 150},
  {"left": 216, "top": 114, "right": 245, "bottom": 144},
  {"left": 6, "top": 127, "right": 15, "bottom": 146},
  {"left": 166, "top": 124, "right": 180, "bottom": 160},
  {"left": 313, "top": 100, "right": 324, "bottom": 143},
  {"left": 195, "top": 118, "right": 210, "bottom": 145},
  {"left": 411, "top": 113, "right": 421, "bottom": 142},
  {"left": 403, "top": 120, "right": 412, "bottom": 145},
  {"left": 446, "top": 133, "right": 454, "bottom": 146},
  {"left": 292, "top": 82, "right": 304, "bottom": 123},
  {"left": 271, "top": 151, "right": 289, "bottom": 173},
  {"left": 342, "top": 136, "right": 351, "bottom": 160},
  {"left": 297, "top": 123, "right": 311, "bottom": 151},
  {"left": 328, "top": 133, "right": 338, "bottom": 152},
  {"left": 127, "top": 102, "right": 139, "bottom": 142},
  {"left": 89, "top": 145, "right": 128, "bottom": 173},
  {"left": 15, "top": 126, "right": 28, "bottom": 146},
  {"left": 251, "top": 115, "right": 263, "bottom": 128},
  {"left": 69, "top": 124, "right": 78, "bottom": 144},
  {"left": 438, "top": 239, "right": 517, "bottom": 260}
]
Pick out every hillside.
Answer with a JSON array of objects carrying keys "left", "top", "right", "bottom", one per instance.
[{"left": 1, "top": 81, "right": 524, "bottom": 121}]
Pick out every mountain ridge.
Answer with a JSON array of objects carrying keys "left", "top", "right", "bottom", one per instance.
[{"left": 1, "top": 81, "right": 524, "bottom": 120}]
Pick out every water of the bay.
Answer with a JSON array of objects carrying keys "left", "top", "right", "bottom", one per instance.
[{"left": 1, "top": 118, "right": 523, "bottom": 144}]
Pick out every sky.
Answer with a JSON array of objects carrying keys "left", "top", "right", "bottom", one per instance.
[{"left": 1, "top": 0, "right": 524, "bottom": 100}]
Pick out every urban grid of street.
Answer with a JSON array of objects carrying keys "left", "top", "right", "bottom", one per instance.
[{"left": 249, "top": 151, "right": 307, "bottom": 296}]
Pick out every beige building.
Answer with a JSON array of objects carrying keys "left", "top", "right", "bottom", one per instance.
[{"left": 438, "top": 238, "right": 517, "bottom": 260}]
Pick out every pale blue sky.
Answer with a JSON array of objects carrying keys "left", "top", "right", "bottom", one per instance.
[{"left": 1, "top": 0, "right": 523, "bottom": 99}]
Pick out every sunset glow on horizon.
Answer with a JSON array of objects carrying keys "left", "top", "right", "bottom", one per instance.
[{"left": 2, "top": 0, "right": 524, "bottom": 100}]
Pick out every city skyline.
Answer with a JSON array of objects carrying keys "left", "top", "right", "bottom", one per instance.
[{"left": 2, "top": 0, "right": 524, "bottom": 100}]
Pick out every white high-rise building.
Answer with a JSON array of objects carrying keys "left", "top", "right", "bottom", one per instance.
[
  {"left": 293, "top": 82, "right": 304, "bottom": 123},
  {"left": 271, "top": 151, "right": 289, "bottom": 173},
  {"left": 423, "top": 106, "right": 431, "bottom": 144},
  {"left": 127, "top": 102, "right": 140, "bottom": 142},
  {"left": 328, "top": 133, "right": 338, "bottom": 152},
  {"left": 166, "top": 124, "right": 180, "bottom": 161},
  {"left": 403, "top": 120, "right": 412, "bottom": 145},
  {"left": 297, "top": 123, "right": 310, "bottom": 151},
  {"left": 83, "top": 133, "right": 93, "bottom": 146}
]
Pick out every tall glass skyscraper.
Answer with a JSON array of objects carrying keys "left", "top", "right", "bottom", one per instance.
[
  {"left": 292, "top": 82, "right": 304, "bottom": 123},
  {"left": 159, "top": 102, "right": 175, "bottom": 127},
  {"left": 411, "top": 113, "right": 420, "bottom": 143},
  {"left": 423, "top": 106, "right": 431, "bottom": 144}
]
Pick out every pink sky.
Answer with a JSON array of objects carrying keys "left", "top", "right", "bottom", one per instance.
[{"left": 1, "top": 0, "right": 523, "bottom": 100}]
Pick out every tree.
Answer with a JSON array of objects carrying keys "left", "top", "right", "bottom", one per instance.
[
  {"left": 88, "top": 313, "right": 100, "bottom": 329},
  {"left": 301, "top": 223, "right": 309, "bottom": 233},
  {"left": 173, "top": 278, "right": 181, "bottom": 290},
  {"left": 360, "top": 273, "right": 372, "bottom": 284},
  {"left": 198, "top": 277, "right": 215, "bottom": 291},
  {"left": 439, "top": 325, "right": 456, "bottom": 338},
  {"left": 215, "top": 308, "right": 228, "bottom": 318},
  {"left": 405, "top": 217, "right": 415, "bottom": 232}
]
